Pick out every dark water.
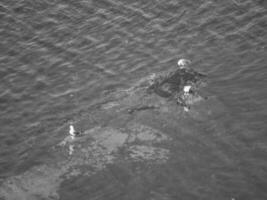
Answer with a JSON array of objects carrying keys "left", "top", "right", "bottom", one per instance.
[{"left": 0, "top": 0, "right": 267, "bottom": 199}]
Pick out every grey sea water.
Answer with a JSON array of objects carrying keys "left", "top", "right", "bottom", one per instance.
[{"left": 0, "top": 0, "right": 267, "bottom": 199}]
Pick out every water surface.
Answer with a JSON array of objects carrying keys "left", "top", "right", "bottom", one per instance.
[{"left": 0, "top": 0, "right": 267, "bottom": 199}]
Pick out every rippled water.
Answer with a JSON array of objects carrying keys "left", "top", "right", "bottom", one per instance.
[{"left": 0, "top": 0, "right": 267, "bottom": 199}]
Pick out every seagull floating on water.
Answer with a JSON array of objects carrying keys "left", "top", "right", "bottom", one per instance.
[
  {"left": 183, "top": 85, "right": 192, "bottom": 95},
  {"left": 182, "top": 85, "right": 192, "bottom": 112},
  {"left": 69, "top": 125, "right": 81, "bottom": 139},
  {"left": 177, "top": 59, "right": 191, "bottom": 68}
]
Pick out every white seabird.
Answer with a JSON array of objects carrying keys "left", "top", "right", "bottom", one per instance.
[
  {"left": 177, "top": 59, "right": 191, "bottom": 68},
  {"left": 183, "top": 85, "right": 192, "bottom": 95},
  {"left": 69, "top": 125, "right": 81, "bottom": 139}
]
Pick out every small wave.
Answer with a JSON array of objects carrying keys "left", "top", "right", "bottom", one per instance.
[{"left": 48, "top": 87, "right": 81, "bottom": 98}]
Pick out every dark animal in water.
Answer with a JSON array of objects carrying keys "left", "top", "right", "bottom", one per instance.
[{"left": 147, "top": 67, "right": 206, "bottom": 101}]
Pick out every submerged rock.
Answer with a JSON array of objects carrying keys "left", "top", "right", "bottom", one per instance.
[
  {"left": 126, "top": 145, "right": 169, "bottom": 163},
  {"left": 147, "top": 66, "right": 206, "bottom": 107},
  {"left": 0, "top": 60, "right": 207, "bottom": 199},
  {"left": 101, "top": 61, "right": 206, "bottom": 114},
  {"left": 0, "top": 124, "right": 170, "bottom": 200}
]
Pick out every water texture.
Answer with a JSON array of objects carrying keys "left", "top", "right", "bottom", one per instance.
[{"left": 0, "top": 0, "right": 267, "bottom": 199}]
